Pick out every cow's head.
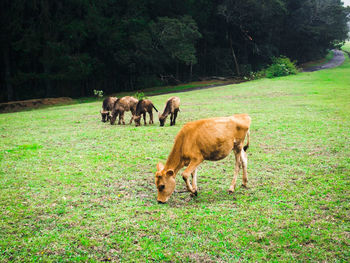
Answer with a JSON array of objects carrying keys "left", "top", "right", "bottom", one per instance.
[
  {"left": 155, "top": 162, "right": 176, "bottom": 203},
  {"left": 159, "top": 115, "right": 166, "bottom": 127},
  {"left": 134, "top": 115, "right": 142, "bottom": 127},
  {"left": 100, "top": 110, "right": 109, "bottom": 122}
]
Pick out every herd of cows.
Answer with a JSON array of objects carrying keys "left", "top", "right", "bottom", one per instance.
[
  {"left": 99, "top": 95, "right": 251, "bottom": 204},
  {"left": 100, "top": 96, "right": 180, "bottom": 127}
]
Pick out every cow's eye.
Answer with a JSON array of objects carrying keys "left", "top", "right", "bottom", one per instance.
[{"left": 158, "top": 185, "right": 165, "bottom": 191}]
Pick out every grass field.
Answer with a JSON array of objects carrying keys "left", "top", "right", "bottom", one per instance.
[{"left": 1, "top": 52, "right": 350, "bottom": 262}]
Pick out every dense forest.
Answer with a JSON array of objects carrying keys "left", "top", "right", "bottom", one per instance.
[{"left": 1, "top": 0, "right": 349, "bottom": 102}]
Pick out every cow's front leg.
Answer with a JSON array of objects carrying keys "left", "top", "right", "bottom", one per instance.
[
  {"left": 118, "top": 112, "right": 122, "bottom": 125},
  {"left": 129, "top": 109, "right": 135, "bottom": 124},
  {"left": 182, "top": 160, "right": 202, "bottom": 196},
  {"left": 191, "top": 168, "right": 198, "bottom": 193},
  {"left": 229, "top": 151, "right": 241, "bottom": 193},
  {"left": 121, "top": 112, "right": 126, "bottom": 125}
]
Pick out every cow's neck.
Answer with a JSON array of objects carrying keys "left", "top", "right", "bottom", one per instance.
[{"left": 164, "top": 141, "right": 183, "bottom": 175}]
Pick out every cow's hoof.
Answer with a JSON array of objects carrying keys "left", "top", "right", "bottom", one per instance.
[
  {"left": 228, "top": 190, "right": 234, "bottom": 194},
  {"left": 241, "top": 184, "right": 249, "bottom": 189},
  {"left": 190, "top": 191, "right": 198, "bottom": 197}
]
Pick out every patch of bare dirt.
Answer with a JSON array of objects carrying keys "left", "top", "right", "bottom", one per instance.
[
  {"left": 0, "top": 97, "right": 74, "bottom": 113},
  {"left": 302, "top": 49, "right": 345, "bottom": 72}
]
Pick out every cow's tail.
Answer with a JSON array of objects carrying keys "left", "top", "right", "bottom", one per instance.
[
  {"left": 152, "top": 104, "right": 158, "bottom": 112},
  {"left": 243, "top": 130, "right": 250, "bottom": 152}
]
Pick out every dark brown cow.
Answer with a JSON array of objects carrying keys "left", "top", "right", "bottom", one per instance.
[
  {"left": 155, "top": 114, "right": 251, "bottom": 203},
  {"left": 159, "top": 96, "right": 180, "bottom": 126},
  {"left": 110, "top": 96, "right": 138, "bottom": 125},
  {"left": 133, "top": 99, "right": 159, "bottom": 127},
  {"left": 100, "top": 97, "right": 117, "bottom": 122}
]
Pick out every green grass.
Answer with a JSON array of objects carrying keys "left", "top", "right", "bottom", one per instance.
[
  {"left": 342, "top": 41, "right": 350, "bottom": 53},
  {"left": 1, "top": 54, "right": 350, "bottom": 262}
]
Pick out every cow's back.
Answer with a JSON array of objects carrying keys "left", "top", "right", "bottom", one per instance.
[
  {"left": 179, "top": 115, "right": 250, "bottom": 161},
  {"left": 170, "top": 97, "right": 180, "bottom": 112}
]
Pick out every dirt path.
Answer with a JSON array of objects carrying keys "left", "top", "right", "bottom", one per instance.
[{"left": 303, "top": 49, "right": 345, "bottom": 72}]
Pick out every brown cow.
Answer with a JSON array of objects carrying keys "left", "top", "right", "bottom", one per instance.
[
  {"left": 155, "top": 114, "right": 251, "bottom": 203},
  {"left": 110, "top": 96, "right": 138, "bottom": 125},
  {"left": 100, "top": 97, "right": 117, "bottom": 122},
  {"left": 133, "top": 99, "right": 159, "bottom": 127},
  {"left": 159, "top": 96, "right": 180, "bottom": 126}
]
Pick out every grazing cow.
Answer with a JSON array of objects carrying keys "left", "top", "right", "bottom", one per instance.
[
  {"left": 155, "top": 114, "right": 251, "bottom": 203},
  {"left": 159, "top": 96, "right": 180, "bottom": 126},
  {"left": 100, "top": 97, "right": 117, "bottom": 122},
  {"left": 133, "top": 99, "right": 159, "bottom": 127},
  {"left": 110, "top": 96, "right": 138, "bottom": 125}
]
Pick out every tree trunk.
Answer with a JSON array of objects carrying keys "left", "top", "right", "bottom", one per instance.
[
  {"left": 43, "top": 61, "right": 53, "bottom": 97},
  {"left": 189, "top": 62, "right": 193, "bottom": 81},
  {"left": 230, "top": 37, "right": 240, "bottom": 76},
  {"left": 3, "top": 44, "right": 14, "bottom": 101},
  {"left": 176, "top": 61, "right": 179, "bottom": 80}
]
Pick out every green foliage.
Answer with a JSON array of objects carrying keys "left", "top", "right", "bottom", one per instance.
[
  {"left": 1, "top": 0, "right": 349, "bottom": 101},
  {"left": 133, "top": 91, "right": 147, "bottom": 100},
  {"left": 265, "top": 56, "right": 298, "bottom": 78},
  {"left": 151, "top": 16, "right": 202, "bottom": 65},
  {"left": 243, "top": 70, "right": 266, "bottom": 81},
  {"left": 93, "top": 90, "right": 104, "bottom": 98}
]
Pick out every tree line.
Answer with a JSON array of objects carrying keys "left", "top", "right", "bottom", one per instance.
[{"left": 1, "top": 0, "right": 349, "bottom": 102}]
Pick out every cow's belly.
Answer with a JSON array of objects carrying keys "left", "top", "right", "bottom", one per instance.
[{"left": 202, "top": 143, "right": 233, "bottom": 161}]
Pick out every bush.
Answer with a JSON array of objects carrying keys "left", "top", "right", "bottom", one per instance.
[
  {"left": 133, "top": 91, "right": 147, "bottom": 100},
  {"left": 244, "top": 70, "right": 266, "bottom": 81},
  {"left": 93, "top": 89, "right": 104, "bottom": 98},
  {"left": 265, "top": 56, "right": 298, "bottom": 78}
]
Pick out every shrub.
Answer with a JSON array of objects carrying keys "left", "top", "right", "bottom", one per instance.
[
  {"left": 93, "top": 89, "right": 104, "bottom": 98},
  {"left": 265, "top": 56, "right": 298, "bottom": 78},
  {"left": 133, "top": 91, "right": 147, "bottom": 100},
  {"left": 244, "top": 70, "right": 266, "bottom": 81}
]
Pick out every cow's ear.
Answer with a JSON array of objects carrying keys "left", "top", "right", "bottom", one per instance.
[
  {"left": 166, "top": 169, "right": 174, "bottom": 177},
  {"left": 157, "top": 162, "right": 164, "bottom": 171}
]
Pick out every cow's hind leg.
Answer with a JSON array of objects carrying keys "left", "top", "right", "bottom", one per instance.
[
  {"left": 182, "top": 159, "right": 202, "bottom": 196},
  {"left": 149, "top": 111, "right": 153, "bottom": 124},
  {"left": 173, "top": 110, "right": 178, "bottom": 125},
  {"left": 241, "top": 150, "right": 248, "bottom": 188},
  {"left": 229, "top": 151, "right": 241, "bottom": 193},
  {"left": 170, "top": 113, "right": 174, "bottom": 126},
  {"left": 143, "top": 112, "right": 147, "bottom": 125}
]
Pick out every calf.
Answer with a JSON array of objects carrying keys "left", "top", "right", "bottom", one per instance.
[
  {"left": 133, "top": 99, "right": 159, "bottom": 127},
  {"left": 100, "top": 97, "right": 117, "bottom": 122},
  {"left": 159, "top": 96, "right": 180, "bottom": 126},
  {"left": 155, "top": 114, "right": 251, "bottom": 203},
  {"left": 110, "top": 96, "right": 138, "bottom": 125}
]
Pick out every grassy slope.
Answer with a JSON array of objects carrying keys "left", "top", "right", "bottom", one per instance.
[{"left": 1, "top": 56, "right": 349, "bottom": 262}]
